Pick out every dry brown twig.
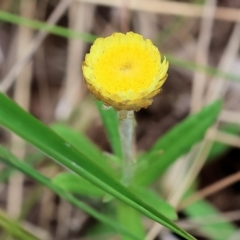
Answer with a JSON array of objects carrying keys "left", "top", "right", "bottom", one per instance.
[
  {"left": 7, "top": 0, "right": 36, "bottom": 219},
  {"left": 55, "top": 2, "right": 95, "bottom": 121},
  {"left": 179, "top": 170, "right": 240, "bottom": 210},
  {"left": 77, "top": 0, "right": 240, "bottom": 22},
  {"left": 178, "top": 209, "right": 240, "bottom": 229},
  {"left": 38, "top": 165, "right": 59, "bottom": 233},
  {"left": 208, "top": 130, "right": 240, "bottom": 149},
  {"left": 0, "top": 0, "right": 72, "bottom": 92},
  {"left": 220, "top": 110, "right": 240, "bottom": 125},
  {"left": 205, "top": 23, "right": 240, "bottom": 103},
  {"left": 120, "top": 0, "right": 130, "bottom": 33},
  {"left": 190, "top": 0, "right": 216, "bottom": 113}
]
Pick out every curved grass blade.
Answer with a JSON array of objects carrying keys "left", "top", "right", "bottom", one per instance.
[
  {"left": 0, "top": 146, "right": 140, "bottom": 240},
  {"left": 0, "top": 208, "right": 40, "bottom": 240},
  {"left": 0, "top": 93, "right": 195, "bottom": 240}
]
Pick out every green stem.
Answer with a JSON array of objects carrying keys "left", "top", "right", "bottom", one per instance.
[
  {"left": 118, "top": 110, "right": 136, "bottom": 186},
  {"left": 0, "top": 208, "right": 40, "bottom": 240}
]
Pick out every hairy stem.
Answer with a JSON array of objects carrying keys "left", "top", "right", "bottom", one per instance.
[{"left": 118, "top": 110, "right": 136, "bottom": 186}]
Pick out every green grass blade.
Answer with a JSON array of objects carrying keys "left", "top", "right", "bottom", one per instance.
[
  {"left": 96, "top": 101, "right": 122, "bottom": 159},
  {"left": 132, "top": 187, "right": 177, "bottom": 220},
  {"left": 0, "top": 208, "right": 39, "bottom": 240},
  {"left": 0, "top": 146, "right": 140, "bottom": 240},
  {"left": 0, "top": 10, "right": 96, "bottom": 43},
  {"left": 0, "top": 152, "right": 44, "bottom": 183},
  {"left": 86, "top": 223, "right": 115, "bottom": 239},
  {"left": 52, "top": 172, "right": 104, "bottom": 197},
  {"left": 135, "top": 101, "right": 222, "bottom": 186},
  {"left": 0, "top": 93, "right": 195, "bottom": 240},
  {"left": 185, "top": 199, "right": 237, "bottom": 240},
  {"left": 52, "top": 172, "right": 178, "bottom": 221},
  {"left": 51, "top": 123, "right": 112, "bottom": 170},
  {"left": 117, "top": 203, "right": 145, "bottom": 240}
]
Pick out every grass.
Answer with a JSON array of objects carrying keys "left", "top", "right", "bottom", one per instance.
[{"left": 0, "top": 1, "right": 239, "bottom": 240}]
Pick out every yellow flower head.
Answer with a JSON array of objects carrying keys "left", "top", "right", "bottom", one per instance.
[{"left": 82, "top": 32, "right": 169, "bottom": 111}]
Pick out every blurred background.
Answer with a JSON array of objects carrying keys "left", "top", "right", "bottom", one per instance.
[{"left": 0, "top": 0, "right": 240, "bottom": 239}]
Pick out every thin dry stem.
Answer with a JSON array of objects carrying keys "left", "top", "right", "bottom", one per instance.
[
  {"left": 55, "top": 2, "right": 95, "bottom": 120},
  {"left": 7, "top": 0, "right": 35, "bottom": 218},
  {"left": 0, "top": 0, "right": 71, "bottom": 92},
  {"left": 190, "top": 0, "right": 216, "bottom": 113},
  {"left": 23, "top": 222, "right": 52, "bottom": 240},
  {"left": 77, "top": 0, "right": 240, "bottom": 22},
  {"left": 205, "top": 23, "right": 240, "bottom": 103},
  {"left": 120, "top": 0, "right": 130, "bottom": 32},
  {"left": 133, "top": 11, "right": 158, "bottom": 40},
  {"left": 55, "top": 200, "right": 72, "bottom": 239},
  {"left": 146, "top": 139, "right": 213, "bottom": 240},
  {"left": 220, "top": 110, "right": 240, "bottom": 125},
  {"left": 179, "top": 171, "right": 240, "bottom": 210},
  {"left": 178, "top": 209, "right": 240, "bottom": 228},
  {"left": 38, "top": 166, "right": 59, "bottom": 231},
  {"left": 208, "top": 130, "right": 240, "bottom": 149}
]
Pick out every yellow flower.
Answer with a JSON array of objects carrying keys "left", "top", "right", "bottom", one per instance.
[{"left": 82, "top": 32, "right": 169, "bottom": 111}]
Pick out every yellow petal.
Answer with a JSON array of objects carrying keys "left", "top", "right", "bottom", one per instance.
[{"left": 82, "top": 32, "right": 169, "bottom": 111}]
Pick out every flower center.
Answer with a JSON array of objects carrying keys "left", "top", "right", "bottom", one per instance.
[
  {"left": 120, "top": 63, "right": 132, "bottom": 73},
  {"left": 93, "top": 44, "right": 159, "bottom": 95}
]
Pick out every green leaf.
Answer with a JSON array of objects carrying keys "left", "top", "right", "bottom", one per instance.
[
  {"left": 117, "top": 203, "right": 145, "bottom": 240},
  {"left": 185, "top": 199, "right": 237, "bottom": 240},
  {"left": 0, "top": 208, "right": 39, "bottom": 240},
  {"left": 0, "top": 146, "right": 140, "bottom": 240},
  {"left": 52, "top": 172, "right": 104, "bottom": 197},
  {"left": 208, "top": 124, "right": 240, "bottom": 161},
  {"left": 0, "top": 93, "right": 195, "bottom": 240},
  {"left": 95, "top": 101, "right": 122, "bottom": 159},
  {"left": 132, "top": 187, "right": 177, "bottom": 220},
  {"left": 135, "top": 101, "right": 222, "bottom": 186},
  {"left": 87, "top": 223, "right": 114, "bottom": 239}
]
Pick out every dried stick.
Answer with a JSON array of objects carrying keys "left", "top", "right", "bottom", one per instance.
[
  {"left": 179, "top": 171, "right": 240, "bottom": 210},
  {"left": 0, "top": 0, "right": 71, "bottom": 92},
  {"left": 190, "top": 0, "right": 216, "bottom": 113},
  {"left": 205, "top": 23, "right": 240, "bottom": 103},
  {"left": 77, "top": 0, "right": 240, "bottom": 23},
  {"left": 7, "top": 0, "right": 35, "bottom": 218},
  {"left": 55, "top": 2, "right": 95, "bottom": 120}
]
